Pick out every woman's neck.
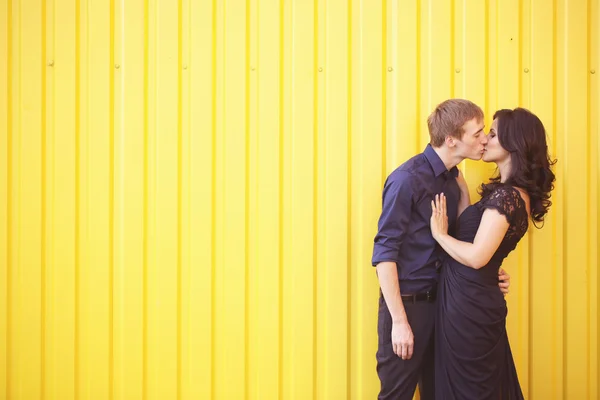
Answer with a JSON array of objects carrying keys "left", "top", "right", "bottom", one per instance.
[{"left": 497, "top": 160, "right": 511, "bottom": 183}]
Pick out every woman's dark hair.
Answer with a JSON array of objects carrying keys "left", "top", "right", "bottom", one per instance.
[{"left": 479, "top": 107, "right": 556, "bottom": 226}]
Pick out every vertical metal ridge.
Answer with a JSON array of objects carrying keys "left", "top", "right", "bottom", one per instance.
[
  {"left": 415, "top": 0, "right": 421, "bottom": 153},
  {"left": 208, "top": 0, "right": 218, "bottom": 399},
  {"left": 561, "top": 2, "right": 568, "bottom": 396},
  {"left": 527, "top": 0, "right": 535, "bottom": 369},
  {"left": 177, "top": 0, "right": 183, "bottom": 398},
  {"left": 142, "top": 0, "right": 149, "bottom": 398},
  {"left": 494, "top": 1, "right": 499, "bottom": 107},
  {"left": 312, "top": 1, "right": 319, "bottom": 397},
  {"left": 346, "top": 0, "right": 352, "bottom": 397},
  {"left": 597, "top": 0, "right": 600, "bottom": 385},
  {"left": 551, "top": 0, "right": 559, "bottom": 387},
  {"left": 183, "top": 0, "right": 193, "bottom": 391},
  {"left": 184, "top": 0, "right": 192, "bottom": 391},
  {"left": 528, "top": 195, "right": 534, "bottom": 393},
  {"left": 597, "top": 0, "right": 600, "bottom": 388},
  {"left": 109, "top": 0, "right": 115, "bottom": 397},
  {"left": 586, "top": 0, "right": 593, "bottom": 394},
  {"left": 210, "top": 0, "right": 217, "bottom": 398},
  {"left": 244, "top": 1, "right": 251, "bottom": 398},
  {"left": 176, "top": 16, "right": 182, "bottom": 400},
  {"left": 518, "top": 0, "right": 523, "bottom": 105},
  {"left": 517, "top": 0, "right": 528, "bottom": 377},
  {"left": 450, "top": 0, "right": 455, "bottom": 97},
  {"left": 5, "top": 0, "right": 12, "bottom": 396},
  {"left": 595, "top": 0, "right": 600, "bottom": 378},
  {"left": 381, "top": 0, "right": 387, "bottom": 181},
  {"left": 484, "top": 0, "right": 489, "bottom": 116},
  {"left": 40, "top": 0, "right": 47, "bottom": 398},
  {"left": 74, "top": 0, "right": 81, "bottom": 397},
  {"left": 278, "top": 0, "right": 285, "bottom": 398}
]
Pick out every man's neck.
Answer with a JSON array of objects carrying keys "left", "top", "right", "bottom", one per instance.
[{"left": 431, "top": 145, "right": 463, "bottom": 171}]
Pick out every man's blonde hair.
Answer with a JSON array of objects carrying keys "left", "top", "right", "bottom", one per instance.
[{"left": 427, "top": 99, "right": 484, "bottom": 147}]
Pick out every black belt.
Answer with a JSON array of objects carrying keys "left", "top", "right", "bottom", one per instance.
[{"left": 401, "top": 290, "right": 437, "bottom": 303}]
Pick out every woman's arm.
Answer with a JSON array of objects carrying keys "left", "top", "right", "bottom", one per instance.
[
  {"left": 456, "top": 170, "right": 471, "bottom": 218},
  {"left": 431, "top": 193, "right": 509, "bottom": 269}
]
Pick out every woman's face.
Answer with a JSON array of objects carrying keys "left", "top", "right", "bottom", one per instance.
[{"left": 482, "top": 118, "right": 511, "bottom": 164}]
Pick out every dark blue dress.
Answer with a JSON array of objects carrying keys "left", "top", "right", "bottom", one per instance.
[{"left": 436, "top": 185, "right": 527, "bottom": 399}]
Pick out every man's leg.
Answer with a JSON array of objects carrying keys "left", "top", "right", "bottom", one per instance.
[
  {"left": 376, "top": 293, "right": 436, "bottom": 400},
  {"left": 418, "top": 325, "right": 435, "bottom": 400}
]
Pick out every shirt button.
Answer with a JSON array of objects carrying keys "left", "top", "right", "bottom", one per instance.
[{"left": 435, "top": 260, "right": 441, "bottom": 268}]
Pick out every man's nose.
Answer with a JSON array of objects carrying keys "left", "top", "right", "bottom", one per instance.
[{"left": 481, "top": 135, "right": 488, "bottom": 144}]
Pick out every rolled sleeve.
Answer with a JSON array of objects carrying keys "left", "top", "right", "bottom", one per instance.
[{"left": 372, "top": 173, "right": 414, "bottom": 266}]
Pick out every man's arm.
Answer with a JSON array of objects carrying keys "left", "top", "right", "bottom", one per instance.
[
  {"left": 376, "top": 261, "right": 414, "bottom": 360},
  {"left": 372, "top": 175, "right": 414, "bottom": 359}
]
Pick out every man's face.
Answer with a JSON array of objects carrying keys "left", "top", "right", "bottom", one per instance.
[{"left": 454, "top": 118, "right": 488, "bottom": 160}]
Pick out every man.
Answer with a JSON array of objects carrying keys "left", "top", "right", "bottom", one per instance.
[{"left": 372, "top": 99, "right": 511, "bottom": 400}]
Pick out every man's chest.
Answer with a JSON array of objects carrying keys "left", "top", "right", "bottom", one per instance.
[{"left": 413, "top": 178, "right": 460, "bottom": 224}]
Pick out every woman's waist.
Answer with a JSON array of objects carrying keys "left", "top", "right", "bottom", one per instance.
[{"left": 444, "top": 258, "right": 502, "bottom": 285}]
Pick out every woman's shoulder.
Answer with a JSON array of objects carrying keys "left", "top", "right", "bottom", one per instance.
[
  {"left": 478, "top": 183, "right": 530, "bottom": 221},
  {"left": 495, "top": 184, "right": 531, "bottom": 217},
  {"left": 483, "top": 183, "right": 525, "bottom": 202}
]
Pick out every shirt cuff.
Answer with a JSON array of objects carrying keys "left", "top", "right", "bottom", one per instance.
[{"left": 371, "top": 247, "right": 399, "bottom": 267}]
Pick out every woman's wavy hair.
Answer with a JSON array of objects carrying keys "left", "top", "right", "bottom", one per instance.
[{"left": 479, "top": 108, "right": 557, "bottom": 226}]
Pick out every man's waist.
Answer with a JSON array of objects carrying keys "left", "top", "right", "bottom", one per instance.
[
  {"left": 397, "top": 277, "right": 438, "bottom": 294},
  {"left": 400, "top": 288, "right": 437, "bottom": 303},
  {"left": 378, "top": 284, "right": 438, "bottom": 303}
]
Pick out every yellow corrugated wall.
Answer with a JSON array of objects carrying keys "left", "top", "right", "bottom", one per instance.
[{"left": 0, "top": 0, "right": 598, "bottom": 399}]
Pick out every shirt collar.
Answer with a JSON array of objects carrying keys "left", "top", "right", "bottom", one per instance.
[{"left": 424, "top": 144, "right": 459, "bottom": 179}]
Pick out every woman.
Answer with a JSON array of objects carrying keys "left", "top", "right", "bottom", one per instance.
[{"left": 430, "top": 107, "right": 556, "bottom": 399}]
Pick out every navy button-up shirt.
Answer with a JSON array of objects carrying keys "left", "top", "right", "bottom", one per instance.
[{"left": 372, "top": 144, "right": 461, "bottom": 293}]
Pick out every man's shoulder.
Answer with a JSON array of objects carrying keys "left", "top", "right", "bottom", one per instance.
[{"left": 386, "top": 153, "right": 428, "bottom": 183}]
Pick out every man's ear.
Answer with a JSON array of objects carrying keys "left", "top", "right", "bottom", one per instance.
[{"left": 445, "top": 135, "right": 456, "bottom": 148}]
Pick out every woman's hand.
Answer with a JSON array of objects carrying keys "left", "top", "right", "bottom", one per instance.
[{"left": 430, "top": 193, "right": 449, "bottom": 241}]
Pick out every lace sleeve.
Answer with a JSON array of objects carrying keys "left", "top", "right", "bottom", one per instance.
[{"left": 481, "top": 186, "right": 522, "bottom": 224}]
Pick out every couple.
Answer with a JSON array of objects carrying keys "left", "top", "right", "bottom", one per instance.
[{"left": 372, "top": 99, "right": 555, "bottom": 399}]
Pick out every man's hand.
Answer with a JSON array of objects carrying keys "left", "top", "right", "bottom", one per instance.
[
  {"left": 498, "top": 268, "right": 511, "bottom": 296},
  {"left": 392, "top": 320, "right": 414, "bottom": 360}
]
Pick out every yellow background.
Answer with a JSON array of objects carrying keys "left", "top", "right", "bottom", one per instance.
[{"left": 1, "top": 0, "right": 599, "bottom": 399}]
